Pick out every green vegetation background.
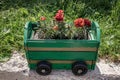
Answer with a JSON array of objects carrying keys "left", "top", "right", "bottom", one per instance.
[{"left": 0, "top": 0, "right": 120, "bottom": 61}]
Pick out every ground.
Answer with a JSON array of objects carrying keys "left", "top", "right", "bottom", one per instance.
[{"left": 0, "top": 52, "right": 120, "bottom": 80}]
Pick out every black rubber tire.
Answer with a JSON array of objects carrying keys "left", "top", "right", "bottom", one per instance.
[
  {"left": 36, "top": 61, "right": 52, "bottom": 76},
  {"left": 72, "top": 61, "right": 88, "bottom": 76}
]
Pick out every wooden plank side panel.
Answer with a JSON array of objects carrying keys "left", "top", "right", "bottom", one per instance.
[
  {"left": 27, "top": 40, "right": 99, "bottom": 48},
  {"left": 26, "top": 47, "right": 97, "bottom": 51},
  {"left": 27, "top": 51, "right": 97, "bottom": 60}
]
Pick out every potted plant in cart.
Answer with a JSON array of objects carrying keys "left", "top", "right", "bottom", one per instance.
[
  {"left": 33, "top": 10, "right": 91, "bottom": 40},
  {"left": 24, "top": 10, "right": 100, "bottom": 76}
]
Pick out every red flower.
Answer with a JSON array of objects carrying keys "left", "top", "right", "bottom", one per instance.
[
  {"left": 54, "top": 12, "right": 64, "bottom": 21},
  {"left": 84, "top": 19, "right": 91, "bottom": 27},
  {"left": 53, "top": 26, "right": 59, "bottom": 30},
  {"left": 58, "top": 10, "right": 64, "bottom": 13},
  {"left": 74, "top": 18, "right": 85, "bottom": 27},
  {"left": 40, "top": 16, "right": 46, "bottom": 21}
]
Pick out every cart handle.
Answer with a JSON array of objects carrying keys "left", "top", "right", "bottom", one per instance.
[
  {"left": 92, "top": 22, "right": 100, "bottom": 42},
  {"left": 24, "top": 21, "right": 32, "bottom": 46}
]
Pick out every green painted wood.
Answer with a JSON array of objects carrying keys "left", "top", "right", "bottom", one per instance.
[
  {"left": 25, "top": 51, "right": 29, "bottom": 59},
  {"left": 24, "top": 22, "right": 29, "bottom": 47},
  {"left": 24, "top": 21, "right": 33, "bottom": 47},
  {"left": 27, "top": 40, "right": 99, "bottom": 48},
  {"left": 91, "top": 22, "right": 100, "bottom": 42},
  {"left": 28, "top": 63, "right": 93, "bottom": 70},
  {"left": 27, "top": 51, "right": 97, "bottom": 60},
  {"left": 91, "top": 64, "right": 96, "bottom": 70}
]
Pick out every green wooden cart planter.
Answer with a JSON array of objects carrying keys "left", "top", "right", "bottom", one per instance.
[{"left": 24, "top": 21, "right": 100, "bottom": 76}]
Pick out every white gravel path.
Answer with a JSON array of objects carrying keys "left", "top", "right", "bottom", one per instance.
[{"left": 0, "top": 52, "right": 120, "bottom": 80}]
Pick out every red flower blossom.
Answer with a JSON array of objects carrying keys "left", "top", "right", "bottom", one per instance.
[
  {"left": 40, "top": 16, "right": 46, "bottom": 21},
  {"left": 84, "top": 18, "right": 91, "bottom": 27},
  {"left": 74, "top": 18, "right": 85, "bottom": 27},
  {"left": 54, "top": 12, "right": 64, "bottom": 21},
  {"left": 58, "top": 10, "right": 64, "bottom": 13},
  {"left": 53, "top": 26, "right": 59, "bottom": 30}
]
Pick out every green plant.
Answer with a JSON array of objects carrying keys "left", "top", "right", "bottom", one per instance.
[{"left": 35, "top": 10, "right": 91, "bottom": 40}]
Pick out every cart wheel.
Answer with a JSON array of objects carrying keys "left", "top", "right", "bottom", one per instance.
[
  {"left": 72, "top": 61, "right": 88, "bottom": 76},
  {"left": 36, "top": 61, "right": 52, "bottom": 76}
]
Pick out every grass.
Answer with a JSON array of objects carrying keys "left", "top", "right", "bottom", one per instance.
[{"left": 0, "top": 0, "right": 120, "bottom": 62}]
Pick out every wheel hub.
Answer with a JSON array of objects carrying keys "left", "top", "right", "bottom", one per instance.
[
  {"left": 41, "top": 69, "right": 46, "bottom": 73},
  {"left": 78, "top": 69, "right": 82, "bottom": 73}
]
